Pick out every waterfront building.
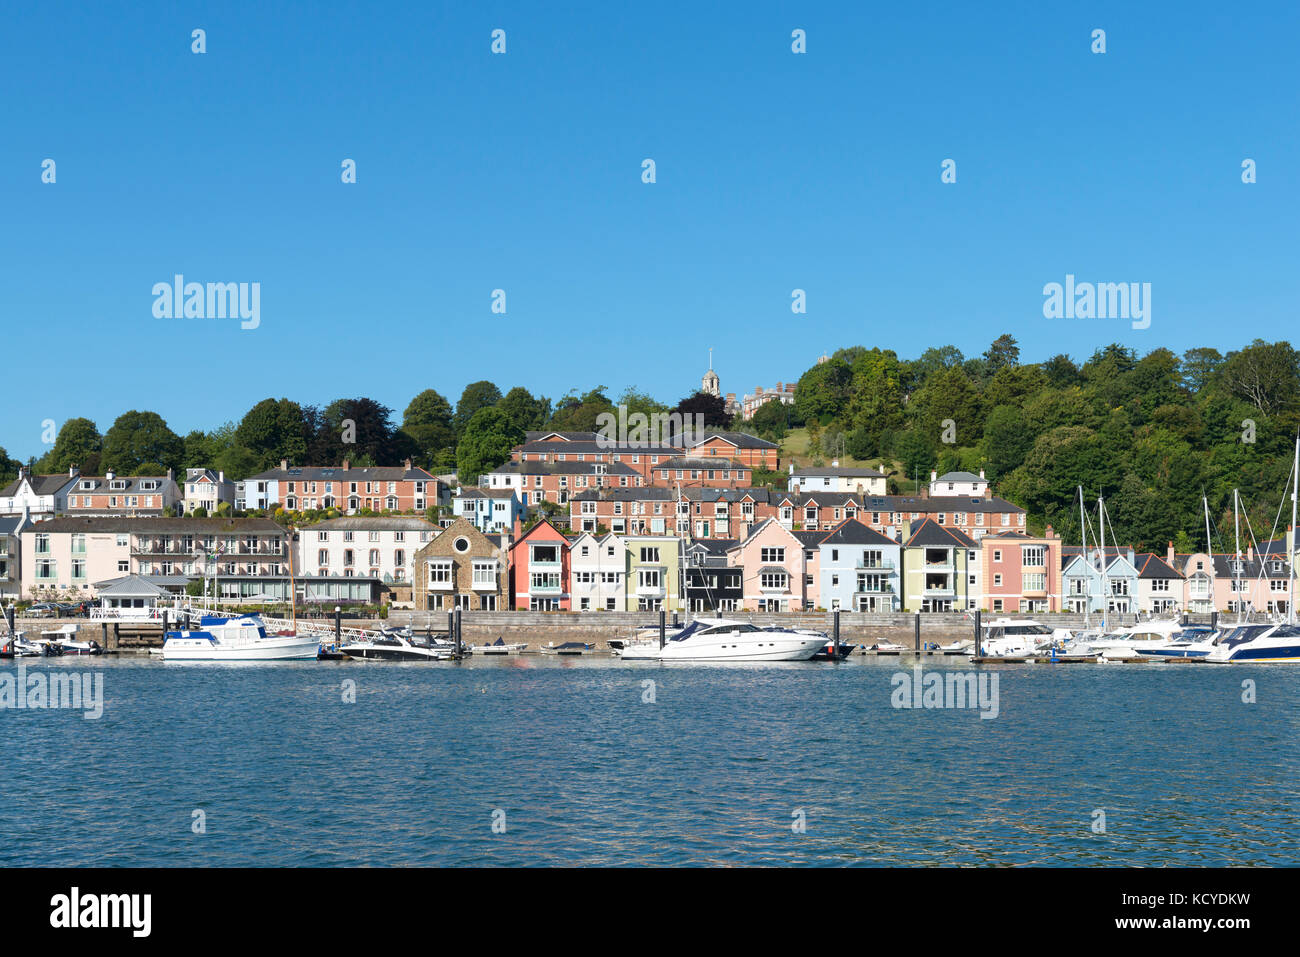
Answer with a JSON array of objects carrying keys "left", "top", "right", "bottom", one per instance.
[
  {"left": 297, "top": 516, "right": 438, "bottom": 590},
  {"left": 901, "top": 519, "right": 978, "bottom": 612},
  {"left": 0, "top": 514, "right": 30, "bottom": 601},
  {"left": 1060, "top": 547, "right": 1141, "bottom": 615},
  {"left": 480, "top": 460, "right": 643, "bottom": 507},
  {"left": 818, "top": 518, "right": 901, "bottom": 612},
  {"left": 682, "top": 539, "right": 742, "bottom": 613},
  {"left": 622, "top": 534, "right": 683, "bottom": 612},
  {"left": 725, "top": 519, "right": 811, "bottom": 611},
  {"left": 569, "top": 531, "right": 627, "bottom": 611},
  {"left": 410, "top": 517, "right": 509, "bottom": 611},
  {"left": 509, "top": 519, "right": 571, "bottom": 610},
  {"left": 981, "top": 529, "right": 1062, "bottom": 613},
  {"left": 1134, "top": 552, "right": 1185, "bottom": 615}
]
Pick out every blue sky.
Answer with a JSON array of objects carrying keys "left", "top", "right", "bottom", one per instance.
[{"left": 2, "top": 1, "right": 1296, "bottom": 460}]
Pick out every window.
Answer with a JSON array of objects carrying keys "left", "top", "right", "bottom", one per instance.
[
  {"left": 428, "top": 562, "right": 452, "bottom": 585},
  {"left": 640, "top": 546, "right": 660, "bottom": 564},
  {"left": 760, "top": 546, "right": 785, "bottom": 564},
  {"left": 760, "top": 571, "right": 787, "bottom": 590}
]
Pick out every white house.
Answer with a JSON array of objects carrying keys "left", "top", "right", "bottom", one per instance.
[
  {"left": 569, "top": 531, "right": 627, "bottom": 611},
  {"left": 452, "top": 488, "right": 525, "bottom": 534},
  {"left": 0, "top": 467, "right": 78, "bottom": 521},
  {"left": 788, "top": 462, "right": 887, "bottom": 496},
  {"left": 182, "top": 469, "right": 236, "bottom": 514},
  {"left": 928, "top": 470, "right": 991, "bottom": 498},
  {"left": 298, "top": 516, "right": 439, "bottom": 585}
]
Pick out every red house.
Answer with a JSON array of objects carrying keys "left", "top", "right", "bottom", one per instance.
[{"left": 509, "top": 518, "right": 572, "bottom": 610}]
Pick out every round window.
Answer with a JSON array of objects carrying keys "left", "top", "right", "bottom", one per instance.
[{"left": 453, "top": 536, "right": 470, "bottom": 553}]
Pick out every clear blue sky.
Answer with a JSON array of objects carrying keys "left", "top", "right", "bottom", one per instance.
[{"left": 2, "top": 1, "right": 1296, "bottom": 460}]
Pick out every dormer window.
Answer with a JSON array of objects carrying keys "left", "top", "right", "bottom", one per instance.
[{"left": 110, "top": 479, "right": 128, "bottom": 490}]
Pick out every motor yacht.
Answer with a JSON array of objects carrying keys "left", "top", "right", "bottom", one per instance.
[
  {"left": 1204, "top": 622, "right": 1300, "bottom": 663},
  {"left": 162, "top": 613, "right": 321, "bottom": 661},
  {"left": 620, "top": 618, "right": 826, "bottom": 662}
]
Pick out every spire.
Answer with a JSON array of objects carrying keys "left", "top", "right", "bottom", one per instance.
[{"left": 708, "top": 346, "right": 713, "bottom": 371}]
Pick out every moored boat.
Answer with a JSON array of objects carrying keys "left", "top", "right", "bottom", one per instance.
[
  {"left": 162, "top": 613, "right": 320, "bottom": 661},
  {"left": 620, "top": 618, "right": 825, "bottom": 662}
]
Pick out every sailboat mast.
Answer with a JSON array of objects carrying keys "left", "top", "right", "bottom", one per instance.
[
  {"left": 1099, "top": 492, "right": 1108, "bottom": 630},
  {"left": 1290, "top": 434, "right": 1299, "bottom": 625},
  {"left": 1233, "top": 488, "right": 1242, "bottom": 622},
  {"left": 1078, "top": 485, "right": 1089, "bottom": 628}
]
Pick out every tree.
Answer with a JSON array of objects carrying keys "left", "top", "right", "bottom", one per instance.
[
  {"left": 547, "top": 387, "right": 615, "bottom": 432},
  {"left": 456, "top": 408, "right": 524, "bottom": 484},
  {"left": 402, "top": 389, "right": 456, "bottom": 464},
  {"left": 453, "top": 381, "right": 504, "bottom": 435},
  {"left": 313, "top": 397, "right": 400, "bottom": 464},
  {"left": 1220, "top": 339, "right": 1300, "bottom": 414},
  {"left": 983, "top": 405, "right": 1033, "bottom": 481},
  {"left": 794, "top": 356, "right": 853, "bottom": 423},
  {"left": 235, "top": 398, "right": 310, "bottom": 470},
  {"left": 497, "top": 387, "right": 552, "bottom": 433},
  {"left": 1181, "top": 347, "right": 1223, "bottom": 394},
  {"left": 101, "top": 411, "right": 183, "bottom": 474},
  {"left": 896, "top": 429, "right": 937, "bottom": 485},
  {"left": 37, "top": 418, "right": 101, "bottom": 474},
  {"left": 983, "top": 334, "right": 1020, "bottom": 375},
  {"left": 673, "top": 391, "right": 732, "bottom": 429},
  {"left": 749, "top": 398, "right": 790, "bottom": 441}
]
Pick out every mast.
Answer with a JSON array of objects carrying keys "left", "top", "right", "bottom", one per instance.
[
  {"left": 1078, "top": 485, "right": 1089, "bottom": 628},
  {"left": 1098, "top": 492, "right": 1109, "bottom": 630},
  {"left": 1233, "top": 488, "right": 1242, "bottom": 622},
  {"left": 1290, "top": 433, "right": 1299, "bottom": 625},
  {"left": 289, "top": 534, "right": 298, "bottom": 634}
]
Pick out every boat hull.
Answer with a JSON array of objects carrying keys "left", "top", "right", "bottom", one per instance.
[{"left": 162, "top": 635, "right": 321, "bottom": 661}]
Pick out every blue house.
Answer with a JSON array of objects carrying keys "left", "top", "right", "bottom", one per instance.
[
  {"left": 452, "top": 488, "right": 524, "bottom": 534},
  {"left": 818, "top": 518, "right": 902, "bottom": 612},
  {"left": 1060, "top": 547, "right": 1141, "bottom": 614}
]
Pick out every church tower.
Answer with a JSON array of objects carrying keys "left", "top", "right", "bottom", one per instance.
[{"left": 702, "top": 347, "right": 720, "bottom": 396}]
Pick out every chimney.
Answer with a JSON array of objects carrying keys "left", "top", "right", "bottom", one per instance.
[
  {"left": 831, "top": 459, "right": 839, "bottom": 468},
  {"left": 930, "top": 470, "right": 937, "bottom": 483},
  {"left": 166, "top": 467, "right": 174, "bottom": 482},
  {"left": 775, "top": 382, "right": 783, "bottom": 393},
  {"left": 342, "top": 459, "right": 350, "bottom": 471},
  {"left": 1247, "top": 543, "right": 1255, "bottom": 562},
  {"left": 1046, "top": 524, "right": 1055, "bottom": 539},
  {"left": 280, "top": 459, "right": 288, "bottom": 471},
  {"left": 788, "top": 463, "right": 794, "bottom": 475},
  {"left": 403, "top": 458, "right": 412, "bottom": 470},
  {"left": 513, "top": 513, "right": 523, "bottom": 541},
  {"left": 218, "top": 471, "right": 225, "bottom": 483},
  {"left": 106, "top": 469, "right": 115, "bottom": 482},
  {"left": 18, "top": 465, "right": 29, "bottom": 481},
  {"left": 1166, "top": 541, "right": 1175, "bottom": 564},
  {"left": 979, "top": 469, "right": 985, "bottom": 480}
]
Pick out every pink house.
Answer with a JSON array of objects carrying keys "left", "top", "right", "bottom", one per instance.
[
  {"left": 725, "top": 518, "right": 810, "bottom": 611},
  {"left": 509, "top": 519, "right": 571, "bottom": 610}
]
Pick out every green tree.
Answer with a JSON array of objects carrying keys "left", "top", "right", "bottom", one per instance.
[
  {"left": 36, "top": 417, "right": 102, "bottom": 474},
  {"left": 235, "top": 398, "right": 310, "bottom": 470},
  {"left": 456, "top": 408, "right": 525, "bottom": 484},
  {"left": 453, "top": 381, "right": 504, "bottom": 435},
  {"left": 101, "top": 411, "right": 183, "bottom": 474}
]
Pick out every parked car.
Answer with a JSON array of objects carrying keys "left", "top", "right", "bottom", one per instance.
[{"left": 24, "top": 602, "right": 59, "bottom": 618}]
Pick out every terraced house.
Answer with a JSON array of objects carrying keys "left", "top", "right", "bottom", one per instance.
[
  {"left": 411, "top": 517, "right": 509, "bottom": 611},
  {"left": 509, "top": 519, "right": 570, "bottom": 610},
  {"left": 818, "top": 519, "right": 901, "bottom": 612},
  {"left": 980, "top": 530, "right": 1062, "bottom": 613},
  {"left": 788, "top": 463, "right": 887, "bottom": 496},
  {"left": 623, "top": 534, "right": 682, "bottom": 612},
  {"left": 63, "top": 470, "right": 182, "bottom": 516},
  {"left": 726, "top": 519, "right": 811, "bottom": 612},
  {"left": 297, "top": 516, "right": 438, "bottom": 585},
  {"left": 238, "top": 459, "right": 442, "bottom": 513},
  {"left": 570, "top": 487, "right": 779, "bottom": 539},
  {"left": 0, "top": 467, "right": 79, "bottom": 521},
  {"left": 569, "top": 531, "right": 627, "bottom": 611},
  {"left": 452, "top": 487, "right": 524, "bottom": 532},
  {"left": 480, "top": 460, "right": 643, "bottom": 507},
  {"left": 901, "top": 519, "right": 978, "bottom": 612},
  {"left": 20, "top": 517, "right": 287, "bottom": 599},
  {"left": 1060, "top": 547, "right": 1140, "bottom": 615}
]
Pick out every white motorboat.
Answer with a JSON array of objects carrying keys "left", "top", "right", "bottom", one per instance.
[
  {"left": 162, "top": 614, "right": 320, "bottom": 661},
  {"left": 539, "top": 641, "right": 596, "bottom": 655},
  {"left": 867, "top": 639, "right": 906, "bottom": 653},
  {"left": 1132, "top": 626, "right": 1220, "bottom": 659},
  {"left": 620, "top": 618, "right": 825, "bottom": 662},
  {"left": 472, "top": 637, "right": 528, "bottom": 655},
  {"left": 977, "top": 618, "right": 1064, "bottom": 657},
  {"left": 1204, "top": 622, "right": 1300, "bottom": 663},
  {"left": 1066, "top": 619, "right": 1182, "bottom": 656}
]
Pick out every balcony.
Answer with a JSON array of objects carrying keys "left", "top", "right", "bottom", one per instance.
[
  {"left": 855, "top": 558, "right": 895, "bottom": 570},
  {"left": 854, "top": 582, "right": 894, "bottom": 595},
  {"left": 472, "top": 577, "right": 500, "bottom": 592},
  {"left": 636, "top": 580, "right": 666, "bottom": 597},
  {"left": 531, "top": 577, "right": 563, "bottom": 594}
]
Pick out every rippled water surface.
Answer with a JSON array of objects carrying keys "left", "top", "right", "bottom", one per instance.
[{"left": 1, "top": 656, "right": 1296, "bottom": 866}]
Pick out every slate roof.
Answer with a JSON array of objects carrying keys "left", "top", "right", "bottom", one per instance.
[
  {"left": 23, "top": 516, "right": 286, "bottom": 534},
  {"left": 905, "top": 518, "right": 976, "bottom": 548},
  {"left": 818, "top": 519, "right": 898, "bottom": 547}
]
